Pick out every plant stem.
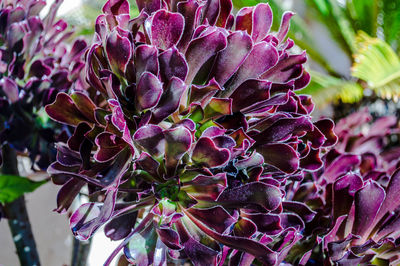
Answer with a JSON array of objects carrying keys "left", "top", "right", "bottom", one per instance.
[
  {"left": 2, "top": 144, "right": 41, "bottom": 266},
  {"left": 71, "top": 238, "right": 92, "bottom": 266}
]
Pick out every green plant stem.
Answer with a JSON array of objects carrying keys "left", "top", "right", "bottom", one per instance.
[{"left": 2, "top": 145, "right": 41, "bottom": 266}]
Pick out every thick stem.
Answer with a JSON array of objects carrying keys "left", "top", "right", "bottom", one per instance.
[
  {"left": 2, "top": 145, "right": 41, "bottom": 266},
  {"left": 71, "top": 238, "right": 92, "bottom": 266}
]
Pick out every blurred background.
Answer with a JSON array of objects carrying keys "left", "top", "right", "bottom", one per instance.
[{"left": 1, "top": 0, "right": 400, "bottom": 265}]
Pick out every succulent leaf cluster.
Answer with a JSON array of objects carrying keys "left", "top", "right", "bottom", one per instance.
[
  {"left": 45, "top": 0, "right": 338, "bottom": 264},
  {"left": 0, "top": 0, "right": 87, "bottom": 168}
]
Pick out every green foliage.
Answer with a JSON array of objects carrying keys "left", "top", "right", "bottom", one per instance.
[
  {"left": 301, "top": 70, "right": 363, "bottom": 106},
  {"left": 352, "top": 32, "right": 400, "bottom": 100},
  {"left": 0, "top": 175, "right": 46, "bottom": 204}
]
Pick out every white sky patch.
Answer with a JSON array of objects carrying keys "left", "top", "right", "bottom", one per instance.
[
  {"left": 41, "top": 0, "right": 82, "bottom": 17},
  {"left": 88, "top": 229, "right": 122, "bottom": 266}
]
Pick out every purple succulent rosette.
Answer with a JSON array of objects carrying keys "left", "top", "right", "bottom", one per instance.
[
  {"left": 0, "top": 0, "right": 87, "bottom": 168},
  {"left": 45, "top": 0, "right": 336, "bottom": 264},
  {"left": 289, "top": 109, "right": 400, "bottom": 265}
]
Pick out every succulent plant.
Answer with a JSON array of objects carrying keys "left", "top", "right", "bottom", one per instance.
[
  {"left": 289, "top": 109, "right": 400, "bottom": 265},
  {"left": 0, "top": 0, "right": 87, "bottom": 169},
  {"left": 45, "top": 0, "right": 336, "bottom": 264}
]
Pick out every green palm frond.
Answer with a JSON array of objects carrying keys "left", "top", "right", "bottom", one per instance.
[
  {"left": 300, "top": 70, "right": 363, "bottom": 107},
  {"left": 352, "top": 32, "right": 400, "bottom": 100}
]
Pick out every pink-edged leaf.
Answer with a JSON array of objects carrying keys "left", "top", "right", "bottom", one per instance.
[
  {"left": 45, "top": 93, "right": 92, "bottom": 126},
  {"left": 164, "top": 126, "right": 192, "bottom": 174},
  {"left": 218, "top": 182, "right": 282, "bottom": 211},
  {"left": 333, "top": 173, "right": 363, "bottom": 219},
  {"left": 186, "top": 206, "right": 236, "bottom": 234},
  {"left": 210, "top": 30, "right": 253, "bottom": 87},
  {"left": 323, "top": 154, "right": 361, "bottom": 183},
  {"left": 251, "top": 3, "right": 273, "bottom": 42},
  {"left": 136, "top": 0, "right": 161, "bottom": 13},
  {"left": 203, "top": 97, "right": 232, "bottom": 119},
  {"left": 261, "top": 52, "right": 307, "bottom": 83},
  {"left": 227, "top": 41, "right": 278, "bottom": 91},
  {"left": 133, "top": 124, "right": 165, "bottom": 156},
  {"left": 230, "top": 79, "right": 271, "bottom": 112},
  {"left": 276, "top": 11, "right": 294, "bottom": 42},
  {"left": 134, "top": 44, "right": 159, "bottom": 82},
  {"left": 152, "top": 77, "right": 187, "bottom": 123},
  {"left": 183, "top": 208, "right": 277, "bottom": 265},
  {"left": 55, "top": 178, "right": 85, "bottom": 213},
  {"left": 255, "top": 116, "right": 313, "bottom": 143},
  {"left": 183, "top": 173, "right": 227, "bottom": 201},
  {"left": 243, "top": 213, "right": 282, "bottom": 235},
  {"left": 106, "top": 30, "right": 132, "bottom": 73},
  {"left": 235, "top": 7, "right": 253, "bottom": 34},
  {"left": 1, "top": 77, "right": 19, "bottom": 103},
  {"left": 94, "top": 132, "right": 127, "bottom": 162},
  {"left": 185, "top": 29, "right": 227, "bottom": 83},
  {"left": 70, "top": 92, "right": 97, "bottom": 122},
  {"left": 192, "top": 137, "right": 230, "bottom": 167},
  {"left": 352, "top": 181, "right": 385, "bottom": 240},
  {"left": 150, "top": 10, "right": 184, "bottom": 50},
  {"left": 136, "top": 72, "right": 163, "bottom": 111},
  {"left": 258, "top": 143, "right": 299, "bottom": 174},
  {"left": 233, "top": 217, "right": 257, "bottom": 238},
  {"left": 158, "top": 47, "right": 188, "bottom": 82},
  {"left": 156, "top": 227, "right": 182, "bottom": 250}
]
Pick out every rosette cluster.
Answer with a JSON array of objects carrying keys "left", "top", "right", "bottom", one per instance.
[
  {"left": 45, "top": 0, "right": 336, "bottom": 264},
  {"left": 0, "top": 0, "right": 87, "bottom": 168},
  {"left": 289, "top": 109, "right": 400, "bottom": 265}
]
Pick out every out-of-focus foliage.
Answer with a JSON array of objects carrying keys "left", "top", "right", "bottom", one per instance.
[
  {"left": 0, "top": 175, "right": 46, "bottom": 204},
  {"left": 352, "top": 32, "right": 400, "bottom": 100}
]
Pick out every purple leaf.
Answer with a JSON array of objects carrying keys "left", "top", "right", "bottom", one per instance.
[
  {"left": 106, "top": 30, "right": 132, "bottom": 73},
  {"left": 333, "top": 173, "right": 363, "bottom": 219},
  {"left": 134, "top": 44, "right": 159, "bottom": 83},
  {"left": 184, "top": 207, "right": 277, "bottom": 265},
  {"left": 251, "top": 4, "right": 273, "bottom": 42},
  {"left": 152, "top": 77, "right": 186, "bottom": 123},
  {"left": 233, "top": 217, "right": 257, "bottom": 238},
  {"left": 323, "top": 154, "right": 361, "bottom": 183},
  {"left": 218, "top": 182, "right": 282, "bottom": 211},
  {"left": 94, "top": 133, "right": 127, "bottom": 162},
  {"left": 164, "top": 126, "right": 192, "bottom": 174},
  {"left": 258, "top": 143, "right": 299, "bottom": 174},
  {"left": 136, "top": 72, "right": 163, "bottom": 111},
  {"left": 156, "top": 227, "right": 182, "bottom": 250},
  {"left": 136, "top": 0, "right": 161, "bottom": 14},
  {"left": 55, "top": 178, "right": 85, "bottom": 213},
  {"left": 185, "top": 29, "right": 227, "bottom": 83},
  {"left": 150, "top": 10, "right": 184, "bottom": 50},
  {"left": 243, "top": 213, "right": 282, "bottom": 235},
  {"left": 230, "top": 79, "right": 271, "bottom": 112},
  {"left": 226, "top": 41, "right": 278, "bottom": 91},
  {"left": 1, "top": 77, "right": 19, "bottom": 103},
  {"left": 352, "top": 180, "right": 385, "bottom": 240},
  {"left": 133, "top": 125, "right": 165, "bottom": 156},
  {"left": 187, "top": 206, "right": 236, "bottom": 234},
  {"left": 276, "top": 11, "right": 294, "bottom": 42},
  {"left": 211, "top": 31, "right": 253, "bottom": 87},
  {"left": 192, "top": 137, "right": 230, "bottom": 167},
  {"left": 105, "top": 211, "right": 138, "bottom": 241},
  {"left": 45, "top": 93, "right": 92, "bottom": 126},
  {"left": 158, "top": 47, "right": 188, "bottom": 82},
  {"left": 255, "top": 116, "right": 313, "bottom": 143}
]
